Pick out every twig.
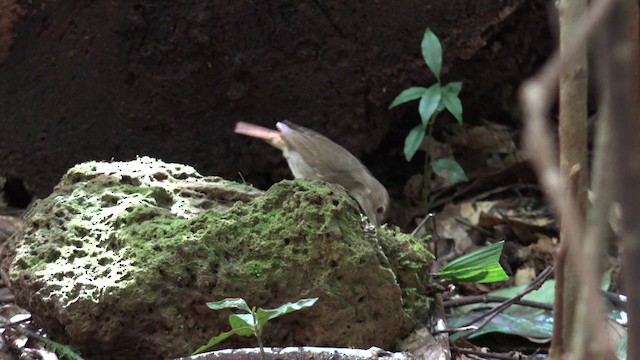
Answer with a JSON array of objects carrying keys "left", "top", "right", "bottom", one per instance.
[
  {"left": 443, "top": 294, "right": 553, "bottom": 311},
  {"left": 429, "top": 178, "right": 541, "bottom": 211},
  {"left": 0, "top": 317, "right": 31, "bottom": 329},
  {"left": 453, "top": 217, "right": 495, "bottom": 237},
  {"left": 410, "top": 213, "right": 433, "bottom": 238},
  {"left": 431, "top": 292, "right": 451, "bottom": 359},
  {"left": 602, "top": 291, "right": 627, "bottom": 308},
  {"left": 426, "top": 214, "right": 451, "bottom": 360},
  {"left": 451, "top": 346, "right": 525, "bottom": 360},
  {"left": 551, "top": 221, "right": 567, "bottom": 353},
  {"left": 465, "top": 184, "right": 542, "bottom": 204},
  {"left": 430, "top": 214, "right": 439, "bottom": 257},
  {"left": 435, "top": 266, "right": 553, "bottom": 335}
]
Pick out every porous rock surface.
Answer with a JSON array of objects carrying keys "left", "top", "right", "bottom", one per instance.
[{"left": 0, "top": 157, "right": 432, "bottom": 359}]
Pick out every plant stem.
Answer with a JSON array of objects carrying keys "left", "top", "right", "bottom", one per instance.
[
  {"left": 252, "top": 312, "right": 266, "bottom": 360},
  {"left": 256, "top": 336, "right": 266, "bottom": 360},
  {"left": 423, "top": 119, "right": 435, "bottom": 225}
]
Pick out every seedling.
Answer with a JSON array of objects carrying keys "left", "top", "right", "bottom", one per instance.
[
  {"left": 390, "top": 28, "right": 468, "bottom": 212},
  {"left": 194, "top": 297, "right": 318, "bottom": 358}
]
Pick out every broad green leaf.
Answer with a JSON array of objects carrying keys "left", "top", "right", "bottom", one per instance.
[
  {"left": 490, "top": 271, "right": 611, "bottom": 303},
  {"left": 421, "top": 28, "right": 443, "bottom": 81},
  {"left": 441, "top": 85, "right": 463, "bottom": 124},
  {"left": 418, "top": 84, "right": 441, "bottom": 126},
  {"left": 404, "top": 124, "right": 426, "bottom": 162},
  {"left": 255, "top": 298, "right": 319, "bottom": 325},
  {"left": 449, "top": 308, "right": 553, "bottom": 341},
  {"left": 489, "top": 279, "right": 555, "bottom": 305},
  {"left": 206, "top": 298, "right": 251, "bottom": 313},
  {"left": 449, "top": 278, "right": 626, "bottom": 342},
  {"left": 436, "top": 241, "right": 509, "bottom": 283},
  {"left": 448, "top": 280, "right": 555, "bottom": 341},
  {"left": 442, "top": 82, "right": 463, "bottom": 96},
  {"left": 229, "top": 313, "right": 255, "bottom": 336},
  {"left": 389, "top": 86, "right": 428, "bottom": 109},
  {"left": 193, "top": 328, "right": 248, "bottom": 354},
  {"left": 492, "top": 270, "right": 615, "bottom": 302},
  {"left": 431, "top": 158, "right": 468, "bottom": 182}
]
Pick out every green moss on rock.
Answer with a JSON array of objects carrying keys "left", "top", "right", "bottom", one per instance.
[{"left": 0, "top": 157, "right": 432, "bottom": 359}]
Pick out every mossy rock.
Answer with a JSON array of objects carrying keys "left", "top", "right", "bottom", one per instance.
[{"left": 0, "top": 157, "right": 432, "bottom": 359}]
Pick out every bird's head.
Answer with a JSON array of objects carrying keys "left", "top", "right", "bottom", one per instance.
[{"left": 351, "top": 178, "right": 390, "bottom": 226}]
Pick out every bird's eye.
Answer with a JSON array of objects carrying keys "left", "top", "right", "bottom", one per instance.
[{"left": 376, "top": 206, "right": 385, "bottom": 214}]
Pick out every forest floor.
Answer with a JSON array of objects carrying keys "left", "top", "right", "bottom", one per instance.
[{"left": 0, "top": 118, "right": 625, "bottom": 359}]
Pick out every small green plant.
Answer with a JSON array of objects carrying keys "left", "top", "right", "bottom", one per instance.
[
  {"left": 194, "top": 297, "right": 318, "bottom": 357},
  {"left": 435, "top": 241, "right": 509, "bottom": 283},
  {"left": 390, "top": 28, "right": 468, "bottom": 210}
]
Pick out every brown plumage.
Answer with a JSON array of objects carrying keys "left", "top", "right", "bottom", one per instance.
[{"left": 234, "top": 121, "right": 389, "bottom": 225}]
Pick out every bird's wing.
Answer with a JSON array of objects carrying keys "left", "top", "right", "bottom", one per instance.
[{"left": 276, "top": 121, "right": 365, "bottom": 188}]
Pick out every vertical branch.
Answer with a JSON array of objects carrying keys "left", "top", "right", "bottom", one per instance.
[
  {"left": 604, "top": 1, "right": 640, "bottom": 359},
  {"left": 519, "top": 0, "right": 618, "bottom": 358},
  {"left": 550, "top": 241, "right": 566, "bottom": 358},
  {"left": 558, "top": 1, "right": 589, "bottom": 212},
  {"left": 554, "top": 0, "right": 590, "bottom": 355}
]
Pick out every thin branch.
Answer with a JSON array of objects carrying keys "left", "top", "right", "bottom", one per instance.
[
  {"left": 426, "top": 214, "right": 451, "bottom": 360},
  {"left": 443, "top": 294, "right": 553, "bottom": 311},
  {"left": 410, "top": 213, "right": 433, "bottom": 238},
  {"left": 453, "top": 217, "right": 495, "bottom": 237},
  {"left": 436, "top": 266, "right": 553, "bottom": 335},
  {"left": 466, "top": 184, "right": 542, "bottom": 203},
  {"left": 452, "top": 347, "right": 525, "bottom": 360}
]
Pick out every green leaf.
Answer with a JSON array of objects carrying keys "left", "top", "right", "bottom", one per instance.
[
  {"left": 436, "top": 241, "right": 509, "bottom": 283},
  {"left": 196, "top": 297, "right": 318, "bottom": 355},
  {"left": 255, "top": 298, "right": 319, "bottom": 325},
  {"left": 193, "top": 328, "right": 248, "bottom": 355},
  {"left": 389, "top": 86, "right": 428, "bottom": 109},
  {"left": 441, "top": 87, "right": 463, "bottom": 124},
  {"left": 442, "top": 81, "right": 463, "bottom": 96},
  {"left": 448, "top": 280, "right": 555, "bottom": 341},
  {"left": 206, "top": 298, "right": 252, "bottom": 313},
  {"left": 450, "top": 278, "right": 627, "bottom": 342},
  {"left": 418, "top": 84, "right": 441, "bottom": 126},
  {"left": 602, "top": 269, "right": 612, "bottom": 291},
  {"left": 404, "top": 124, "right": 426, "bottom": 162},
  {"left": 431, "top": 158, "right": 468, "bottom": 182},
  {"left": 489, "top": 279, "right": 555, "bottom": 305},
  {"left": 449, "top": 308, "right": 553, "bottom": 341},
  {"left": 229, "top": 313, "right": 255, "bottom": 333},
  {"left": 421, "top": 28, "right": 443, "bottom": 81}
]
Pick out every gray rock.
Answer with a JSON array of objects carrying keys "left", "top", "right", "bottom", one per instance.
[{"left": 0, "top": 157, "right": 432, "bottom": 359}]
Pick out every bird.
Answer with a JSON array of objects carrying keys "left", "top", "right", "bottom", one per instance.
[{"left": 234, "top": 120, "right": 390, "bottom": 226}]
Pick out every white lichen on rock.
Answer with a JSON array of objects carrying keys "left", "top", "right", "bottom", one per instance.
[{"left": 0, "top": 157, "right": 432, "bottom": 360}]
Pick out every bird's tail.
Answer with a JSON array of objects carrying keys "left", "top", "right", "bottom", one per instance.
[{"left": 234, "top": 122, "right": 285, "bottom": 150}]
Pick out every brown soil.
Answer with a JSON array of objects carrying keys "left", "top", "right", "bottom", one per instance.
[{"left": 0, "top": 1, "right": 552, "bottom": 201}]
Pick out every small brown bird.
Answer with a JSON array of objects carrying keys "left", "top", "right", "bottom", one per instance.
[{"left": 234, "top": 121, "right": 390, "bottom": 226}]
